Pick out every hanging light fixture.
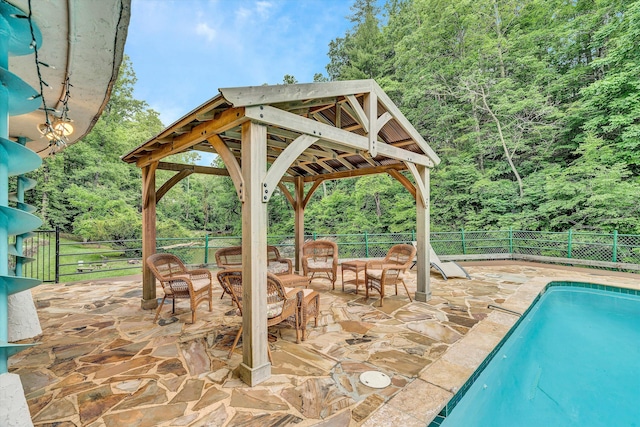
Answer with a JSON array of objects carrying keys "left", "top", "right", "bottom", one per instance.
[
  {"left": 37, "top": 117, "right": 73, "bottom": 141},
  {"left": 52, "top": 117, "right": 73, "bottom": 136}
]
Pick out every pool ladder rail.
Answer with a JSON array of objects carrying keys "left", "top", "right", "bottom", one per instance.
[{"left": 488, "top": 304, "right": 522, "bottom": 317}]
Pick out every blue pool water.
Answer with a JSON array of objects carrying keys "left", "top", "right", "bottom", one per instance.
[{"left": 438, "top": 285, "right": 640, "bottom": 427}]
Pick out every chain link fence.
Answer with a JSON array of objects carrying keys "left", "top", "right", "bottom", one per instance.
[{"left": 23, "top": 228, "right": 640, "bottom": 282}]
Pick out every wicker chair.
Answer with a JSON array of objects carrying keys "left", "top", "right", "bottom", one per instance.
[
  {"left": 215, "top": 245, "right": 292, "bottom": 274},
  {"left": 146, "top": 253, "right": 213, "bottom": 324},
  {"left": 217, "top": 269, "right": 299, "bottom": 362},
  {"left": 215, "top": 246, "right": 293, "bottom": 301},
  {"left": 301, "top": 240, "right": 338, "bottom": 289},
  {"left": 365, "top": 244, "right": 416, "bottom": 307}
]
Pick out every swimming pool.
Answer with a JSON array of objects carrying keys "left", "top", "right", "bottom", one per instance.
[{"left": 433, "top": 282, "right": 640, "bottom": 426}]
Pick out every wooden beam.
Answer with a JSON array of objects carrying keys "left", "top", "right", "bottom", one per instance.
[
  {"left": 414, "top": 165, "right": 431, "bottom": 302},
  {"left": 294, "top": 162, "right": 318, "bottom": 176},
  {"left": 135, "top": 107, "right": 247, "bottom": 168},
  {"left": 245, "top": 105, "right": 434, "bottom": 167},
  {"left": 142, "top": 161, "right": 158, "bottom": 209},
  {"left": 377, "top": 111, "right": 392, "bottom": 131},
  {"left": 277, "top": 182, "right": 295, "bottom": 208},
  {"left": 387, "top": 169, "right": 416, "bottom": 200},
  {"left": 294, "top": 176, "right": 305, "bottom": 273},
  {"left": 156, "top": 169, "right": 193, "bottom": 202},
  {"left": 405, "top": 162, "right": 428, "bottom": 208},
  {"left": 141, "top": 164, "right": 157, "bottom": 310},
  {"left": 122, "top": 96, "right": 228, "bottom": 163},
  {"left": 272, "top": 96, "right": 338, "bottom": 112},
  {"left": 220, "top": 80, "right": 372, "bottom": 107},
  {"left": 302, "top": 163, "right": 406, "bottom": 183},
  {"left": 239, "top": 121, "right": 271, "bottom": 386},
  {"left": 346, "top": 94, "right": 369, "bottom": 133},
  {"left": 219, "top": 130, "right": 318, "bottom": 162},
  {"left": 302, "top": 179, "right": 324, "bottom": 209},
  {"left": 364, "top": 91, "right": 378, "bottom": 157},
  {"left": 157, "top": 162, "right": 230, "bottom": 176},
  {"left": 263, "top": 134, "right": 319, "bottom": 202},
  {"left": 208, "top": 134, "right": 245, "bottom": 202}
]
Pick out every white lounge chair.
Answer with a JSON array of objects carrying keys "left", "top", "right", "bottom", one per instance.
[{"left": 412, "top": 242, "right": 471, "bottom": 280}]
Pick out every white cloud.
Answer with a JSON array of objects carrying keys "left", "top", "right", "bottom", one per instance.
[
  {"left": 255, "top": 1, "right": 273, "bottom": 18},
  {"left": 195, "top": 22, "right": 216, "bottom": 42},
  {"left": 236, "top": 7, "right": 251, "bottom": 22}
]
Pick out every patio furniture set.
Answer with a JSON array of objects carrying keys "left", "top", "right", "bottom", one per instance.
[{"left": 145, "top": 240, "right": 434, "bottom": 356}]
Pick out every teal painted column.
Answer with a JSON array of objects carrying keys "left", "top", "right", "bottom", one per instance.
[{"left": 0, "top": 2, "right": 44, "bottom": 373}]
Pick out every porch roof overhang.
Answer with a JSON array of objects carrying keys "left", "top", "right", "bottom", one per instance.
[
  {"left": 7, "top": 0, "right": 130, "bottom": 157},
  {"left": 122, "top": 80, "right": 440, "bottom": 187}
]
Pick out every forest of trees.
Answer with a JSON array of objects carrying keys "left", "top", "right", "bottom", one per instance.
[{"left": 25, "top": 0, "right": 640, "bottom": 242}]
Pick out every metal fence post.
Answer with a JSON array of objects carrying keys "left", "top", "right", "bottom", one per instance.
[
  {"left": 364, "top": 231, "right": 369, "bottom": 258},
  {"left": 612, "top": 230, "right": 618, "bottom": 263},
  {"left": 55, "top": 226, "right": 60, "bottom": 283},
  {"left": 509, "top": 228, "right": 514, "bottom": 253},
  {"left": 461, "top": 228, "right": 466, "bottom": 255},
  {"left": 411, "top": 229, "right": 416, "bottom": 241},
  {"left": 313, "top": 232, "right": 317, "bottom": 241},
  {"left": 204, "top": 234, "right": 209, "bottom": 264},
  {"left": 567, "top": 229, "right": 573, "bottom": 259}
]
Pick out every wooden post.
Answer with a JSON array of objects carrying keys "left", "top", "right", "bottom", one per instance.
[
  {"left": 238, "top": 121, "right": 271, "bottom": 386},
  {"left": 141, "top": 163, "right": 158, "bottom": 310},
  {"left": 294, "top": 176, "right": 304, "bottom": 273},
  {"left": 415, "top": 165, "right": 431, "bottom": 302}
]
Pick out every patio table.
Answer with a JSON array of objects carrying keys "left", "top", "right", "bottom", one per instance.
[{"left": 341, "top": 260, "right": 367, "bottom": 294}]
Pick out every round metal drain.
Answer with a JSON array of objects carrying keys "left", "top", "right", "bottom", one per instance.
[{"left": 359, "top": 371, "right": 391, "bottom": 389}]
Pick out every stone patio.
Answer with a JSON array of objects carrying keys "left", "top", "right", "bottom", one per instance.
[{"left": 9, "top": 262, "right": 640, "bottom": 426}]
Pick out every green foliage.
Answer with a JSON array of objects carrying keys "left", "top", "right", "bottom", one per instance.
[{"left": 26, "top": 1, "right": 640, "bottom": 243}]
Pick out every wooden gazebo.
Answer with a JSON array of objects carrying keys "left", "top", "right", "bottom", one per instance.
[{"left": 122, "top": 79, "right": 441, "bottom": 385}]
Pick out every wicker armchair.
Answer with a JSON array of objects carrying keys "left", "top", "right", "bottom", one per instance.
[
  {"left": 215, "top": 245, "right": 292, "bottom": 275},
  {"left": 217, "top": 269, "right": 299, "bottom": 362},
  {"left": 301, "top": 240, "right": 338, "bottom": 289},
  {"left": 146, "top": 253, "right": 213, "bottom": 324},
  {"left": 365, "top": 244, "right": 416, "bottom": 306}
]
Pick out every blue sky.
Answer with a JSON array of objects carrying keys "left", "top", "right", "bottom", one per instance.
[{"left": 125, "top": 0, "right": 355, "bottom": 127}]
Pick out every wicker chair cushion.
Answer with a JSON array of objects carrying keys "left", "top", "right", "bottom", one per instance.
[
  {"left": 267, "top": 261, "right": 290, "bottom": 275},
  {"left": 366, "top": 269, "right": 409, "bottom": 281},
  {"left": 307, "top": 260, "right": 333, "bottom": 269},
  {"left": 267, "top": 302, "right": 284, "bottom": 318},
  {"left": 191, "top": 276, "right": 213, "bottom": 292}
]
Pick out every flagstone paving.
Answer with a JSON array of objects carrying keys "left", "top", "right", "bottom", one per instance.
[{"left": 9, "top": 262, "right": 640, "bottom": 426}]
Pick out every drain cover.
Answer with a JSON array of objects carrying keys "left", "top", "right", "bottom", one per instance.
[{"left": 359, "top": 371, "right": 391, "bottom": 389}]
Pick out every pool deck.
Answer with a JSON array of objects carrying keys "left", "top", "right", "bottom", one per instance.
[{"left": 10, "top": 262, "right": 640, "bottom": 426}]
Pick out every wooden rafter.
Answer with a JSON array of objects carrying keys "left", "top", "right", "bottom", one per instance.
[{"left": 346, "top": 95, "right": 369, "bottom": 133}]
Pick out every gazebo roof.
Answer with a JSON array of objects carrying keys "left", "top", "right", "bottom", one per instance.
[{"left": 122, "top": 80, "right": 440, "bottom": 184}]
